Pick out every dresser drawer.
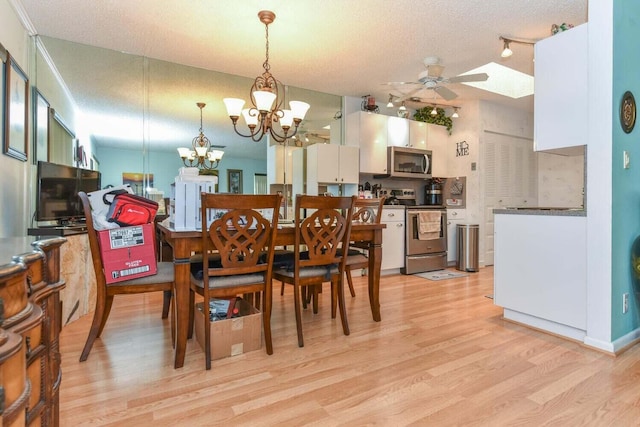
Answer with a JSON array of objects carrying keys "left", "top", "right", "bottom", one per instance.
[
  {"left": 0, "top": 328, "right": 28, "bottom": 427},
  {"left": 0, "top": 263, "right": 30, "bottom": 327}
]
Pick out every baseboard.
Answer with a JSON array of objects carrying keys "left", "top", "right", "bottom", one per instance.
[{"left": 503, "top": 308, "right": 587, "bottom": 342}]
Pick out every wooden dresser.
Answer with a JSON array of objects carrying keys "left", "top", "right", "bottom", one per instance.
[{"left": 0, "top": 237, "right": 66, "bottom": 426}]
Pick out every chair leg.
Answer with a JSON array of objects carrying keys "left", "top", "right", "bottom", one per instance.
[
  {"left": 293, "top": 284, "right": 304, "bottom": 347},
  {"left": 331, "top": 280, "right": 338, "bottom": 319},
  {"left": 280, "top": 281, "right": 285, "bottom": 296},
  {"left": 96, "top": 295, "right": 114, "bottom": 337},
  {"left": 161, "top": 290, "right": 172, "bottom": 319},
  {"left": 311, "top": 284, "right": 319, "bottom": 314},
  {"left": 345, "top": 267, "right": 356, "bottom": 298},
  {"left": 79, "top": 294, "right": 113, "bottom": 362},
  {"left": 262, "top": 288, "right": 273, "bottom": 355},
  {"left": 188, "top": 289, "right": 195, "bottom": 339},
  {"left": 204, "top": 296, "right": 212, "bottom": 370},
  {"left": 301, "top": 286, "right": 308, "bottom": 310},
  {"left": 336, "top": 276, "right": 350, "bottom": 336}
]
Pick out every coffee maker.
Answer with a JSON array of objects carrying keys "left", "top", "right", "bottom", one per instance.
[{"left": 424, "top": 179, "right": 443, "bottom": 206}]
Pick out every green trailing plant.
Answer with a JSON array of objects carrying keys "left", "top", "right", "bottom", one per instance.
[{"left": 413, "top": 107, "right": 453, "bottom": 134}]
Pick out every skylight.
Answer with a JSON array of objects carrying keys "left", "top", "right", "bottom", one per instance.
[{"left": 460, "top": 62, "right": 534, "bottom": 99}]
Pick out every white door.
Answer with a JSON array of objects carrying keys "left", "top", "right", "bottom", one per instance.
[{"left": 482, "top": 131, "right": 536, "bottom": 266}]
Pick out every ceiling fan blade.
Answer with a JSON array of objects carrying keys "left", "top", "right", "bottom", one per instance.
[
  {"left": 383, "top": 81, "right": 421, "bottom": 87},
  {"left": 434, "top": 85, "right": 458, "bottom": 101},
  {"left": 447, "top": 73, "right": 489, "bottom": 84},
  {"left": 394, "top": 87, "right": 425, "bottom": 102}
]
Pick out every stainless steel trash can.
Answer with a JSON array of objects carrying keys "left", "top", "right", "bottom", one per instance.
[{"left": 457, "top": 224, "right": 479, "bottom": 272}]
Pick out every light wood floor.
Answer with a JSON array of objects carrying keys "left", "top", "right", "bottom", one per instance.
[{"left": 58, "top": 267, "right": 640, "bottom": 426}]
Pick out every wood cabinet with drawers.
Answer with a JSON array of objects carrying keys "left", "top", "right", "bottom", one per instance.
[{"left": 0, "top": 237, "right": 66, "bottom": 426}]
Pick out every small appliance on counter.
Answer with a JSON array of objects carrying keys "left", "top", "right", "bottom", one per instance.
[{"left": 424, "top": 179, "right": 444, "bottom": 206}]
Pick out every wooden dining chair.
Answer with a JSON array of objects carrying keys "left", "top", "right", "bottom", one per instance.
[
  {"left": 77, "top": 191, "right": 174, "bottom": 362},
  {"left": 189, "top": 193, "right": 281, "bottom": 370},
  {"left": 344, "top": 197, "right": 386, "bottom": 297},
  {"left": 273, "top": 194, "right": 357, "bottom": 347}
]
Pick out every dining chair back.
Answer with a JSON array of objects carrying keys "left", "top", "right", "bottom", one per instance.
[
  {"left": 344, "top": 197, "right": 386, "bottom": 297},
  {"left": 273, "top": 194, "right": 357, "bottom": 347},
  {"left": 77, "top": 191, "right": 174, "bottom": 362},
  {"left": 190, "top": 193, "right": 281, "bottom": 369}
]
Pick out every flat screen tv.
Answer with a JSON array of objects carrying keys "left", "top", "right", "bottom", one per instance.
[{"left": 36, "top": 161, "right": 101, "bottom": 224}]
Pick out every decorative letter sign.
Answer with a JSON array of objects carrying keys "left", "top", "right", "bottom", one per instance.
[{"left": 456, "top": 140, "right": 469, "bottom": 157}]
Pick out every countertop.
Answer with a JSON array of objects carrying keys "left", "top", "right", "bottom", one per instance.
[{"left": 493, "top": 207, "right": 586, "bottom": 217}]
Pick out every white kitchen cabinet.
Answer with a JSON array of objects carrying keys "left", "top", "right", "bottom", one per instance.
[
  {"left": 494, "top": 213, "right": 587, "bottom": 340},
  {"left": 347, "top": 111, "right": 388, "bottom": 174},
  {"left": 267, "top": 143, "right": 300, "bottom": 185},
  {"left": 425, "top": 123, "right": 449, "bottom": 177},
  {"left": 387, "top": 116, "right": 410, "bottom": 147},
  {"left": 446, "top": 209, "right": 466, "bottom": 264},
  {"left": 305, "top": 143, "right": 359, "bottom": 196},
  {"left": 534, "top": 23, "right": 587, "bottom": 152},
  {"left": 381, "top": 207, "right": 405, "bottom": 271},
  {"left": 409, "top": 120, "right": 427, "bottom": 150}
]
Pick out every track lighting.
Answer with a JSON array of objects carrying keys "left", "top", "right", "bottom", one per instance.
[
  {"left": 386, "top": 95, "right": 394, "bottom": 108},
  {"left": 499, "top": 36, "right": 536, "bottom": 58},
  {"left": 399, "top": 102, "right": 407, "bottom": 111},
  {"left": 431, "top": 106, "right": 438, "bottom": 116},
  {"left": 501, "top": 39, "right": 512, "bottom": 58},
  {"left": 452, "top": 107, "right": 460, "bottom": 119}
]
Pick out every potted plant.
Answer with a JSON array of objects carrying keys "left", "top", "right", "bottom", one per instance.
[{"left": 413, "top": 107, "right": 453, "bottom": 134}]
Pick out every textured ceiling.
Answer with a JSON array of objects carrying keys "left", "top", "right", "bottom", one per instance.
[{"left": 15, "top": 0, "right": 588, "bottom": 160}]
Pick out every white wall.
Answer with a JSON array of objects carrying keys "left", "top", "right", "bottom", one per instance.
[
  {"left": 537, "top": 152, "right": 585, "bottom": 208},
  {"left": 584, "top": 0, "right": 614, "bottom": 350},
  {"left": 0, "top": 0, "right": 32, "bottom": 237}
]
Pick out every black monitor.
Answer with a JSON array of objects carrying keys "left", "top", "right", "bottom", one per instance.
[{"left": 36, "top": 161, "right": 101, "bottom": 224}]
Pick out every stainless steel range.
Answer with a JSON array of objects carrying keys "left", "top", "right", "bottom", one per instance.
[{"left": 401, "top": 205, "right": 447, "bottom": 274}]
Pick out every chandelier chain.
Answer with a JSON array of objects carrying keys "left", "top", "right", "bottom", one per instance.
[{"left": 263, "top": 21, "right": 270, "bottom": 72}]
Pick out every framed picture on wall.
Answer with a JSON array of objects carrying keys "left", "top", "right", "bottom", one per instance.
[
  {"left": 228, "top": 169, "right": 242, "bottom": 194},
  {"left": 33, "top": 89, "right": 50, "bottom": 164},
  {"left": 3, "top": 52, "right": 29, "bottom": 161}
]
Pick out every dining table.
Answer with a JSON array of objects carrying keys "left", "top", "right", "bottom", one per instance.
[{"left": 157, "top": 221, "right": 385, "bottom": 369}]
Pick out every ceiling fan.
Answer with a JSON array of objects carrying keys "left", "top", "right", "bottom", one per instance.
[{"left": 386, "top": 56, "right": 489, "bottom": 101}]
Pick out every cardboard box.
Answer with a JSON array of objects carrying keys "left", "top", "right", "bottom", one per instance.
[
  {"left": 194, "top": 299, "right": 262, "bottom": 360},
  {"left": 98, "top": 223, "right": 157, "bottom": 283}
]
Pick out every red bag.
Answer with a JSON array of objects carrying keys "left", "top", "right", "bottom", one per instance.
[{"left": 103, "top": 190, "right": 158, "bottom": 227}]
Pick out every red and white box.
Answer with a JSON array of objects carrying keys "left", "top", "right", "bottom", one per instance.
[{"left": 98, "top": 223, "right": 157, "bottom": 283}]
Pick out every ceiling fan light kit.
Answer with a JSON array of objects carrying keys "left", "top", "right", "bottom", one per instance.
[
  {"left": 385, "top": 56, "right": 488, "bottom": 102},
  {"left": 223, "top": 10, "right": 310, "bottom": 143}
]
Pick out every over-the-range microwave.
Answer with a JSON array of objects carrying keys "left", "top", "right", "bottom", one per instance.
[{"left": 374, "top": 146, "right": 432, "bottom": 179}]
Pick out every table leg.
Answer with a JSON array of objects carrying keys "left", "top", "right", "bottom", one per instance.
[
  {"left": 172, "top": 242, "right": 191, "bottom": 369},
  {"left": 368, "top": 238, "right": 382, "bottom": 322}
]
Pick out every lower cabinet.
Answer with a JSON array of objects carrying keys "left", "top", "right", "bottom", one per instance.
[
  {"left": 446, "top": 209, "right": 467, "bottom": 265},
  {"left": 381, "top": 207, "right": 405, "bottom": 271}
]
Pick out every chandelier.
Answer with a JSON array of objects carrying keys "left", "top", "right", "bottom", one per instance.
[
  {"left": 223, "top": 10, "right": 310, "bottom": 143},
  {"left": 177, "top": 102, "right": 224, "bottom": 170}
]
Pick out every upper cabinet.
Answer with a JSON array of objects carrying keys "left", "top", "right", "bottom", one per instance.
[
  {"left": 534, "top": 23, "right": 588, "bottom": 152},
  {"left": 348, "top": 111, "right": 444, "bottom": 175},
  {"left": 306, "top": 144, "right": 360, "bottom": 186},
  {"left": 267, "top": 144, "right": 300, "bottom": 185},
  {"left": 425, "top": 123, "right": 449, "bottom": 177},
  {"left": 409, "top": 120, "right": 428, "bottom": 150},
  {"left": 347, "top": 112, "right": 388, "bottom": 174},
  {"left": 387, "top": 117, "right": 410, "bottom": 147}
]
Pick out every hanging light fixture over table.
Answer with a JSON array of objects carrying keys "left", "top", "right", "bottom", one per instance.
[
  {"left": 177, "top": 102, "right": 224, "bottom": 170},
  {"left": 223, "top": 10, "right": 310, "bottom": 143}
]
